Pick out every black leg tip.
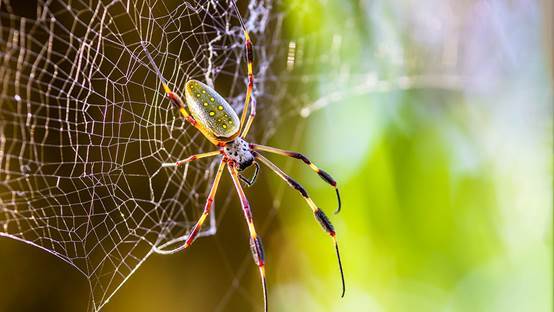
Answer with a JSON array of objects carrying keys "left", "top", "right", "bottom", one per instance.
[{"left": 334, "top": 188, "right": 342, "bottom": 214}]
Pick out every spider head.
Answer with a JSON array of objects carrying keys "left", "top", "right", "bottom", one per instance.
[
  {"left": 224, "top": 138, "right": 255, "bottom": 171},
  {"left": 237, "top": 156, "right": 254, "bottom": 171}
]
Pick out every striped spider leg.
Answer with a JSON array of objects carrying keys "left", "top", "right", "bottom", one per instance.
[
  {"left": 233, "top": 1, "right": 256, "bottom": 138},
  {"left": 254, "top": 152, "right": 345, "bottom": 298},
  {"left": 181, "top": 159, "right": 226, "bottom": 249},
  {"left": 228, "top": 163, "right": 268, "bottom": 311},
  {"left": 250, "top": 144, "right": 342, "bottom": 214}
]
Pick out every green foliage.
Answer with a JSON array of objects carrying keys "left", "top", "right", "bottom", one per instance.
[{"left": 268, "top": 1, "right": 553, "bottom": 311}]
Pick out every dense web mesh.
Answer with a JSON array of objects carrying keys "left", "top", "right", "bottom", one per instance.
[{"left": 0, "top": 0, "right": 285, "bottom": 310}]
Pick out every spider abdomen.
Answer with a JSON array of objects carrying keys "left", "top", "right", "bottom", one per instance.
[{"left": 185, "top": 79, "right": 240, "bottom": 142}]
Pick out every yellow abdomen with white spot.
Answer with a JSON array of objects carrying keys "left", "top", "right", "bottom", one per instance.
[{"left": 184, "top": 80, "right": 240, "bottom": 142}]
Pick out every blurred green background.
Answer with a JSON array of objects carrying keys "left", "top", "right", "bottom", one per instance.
[{"left": 0, "top": 0, "right": 552, "bottom": 311}]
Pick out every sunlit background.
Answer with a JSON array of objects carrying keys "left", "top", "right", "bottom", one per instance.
[{"left": 0, "top": 0, "right": 552, "bottom": 311}]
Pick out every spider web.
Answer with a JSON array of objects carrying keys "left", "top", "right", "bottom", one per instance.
[
  {"left": 0, "top": 0, "right": 288, "bottom": 310},
  {"left": 0, "top": 0, "right": 470, "bottom": 310}
]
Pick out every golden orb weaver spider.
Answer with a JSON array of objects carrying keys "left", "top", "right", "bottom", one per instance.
[{"left": 143, "top": 3, "right": 344, "bottom": 311}]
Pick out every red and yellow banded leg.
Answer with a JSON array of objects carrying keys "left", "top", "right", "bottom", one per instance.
[
  {"left": 182, "top": 160, "right": 226, "bottom": 249},
  {"left": 242, "top": 96, "right": 256, "bottom": 138},
  {"left": 238, "top": 28, "right": 256, "bottom": 137},
  {"left": 255, "top": 153, "right": 345, "bottom": 297},
  {"left": 251, "top": 144, "right": 342, "bottom": 213},
  {"left": 162, "top": 84, "right": 221, "bottom": 146},
  {"left": 161, "top": 150, "right": 222, "bottom": 168},
  {"left": 141, "top": 43, "right": 220, "bottom": 145},
  {"left": 160, "top": 84, "right": 196, "bottom": 125},
  {"left": 228, "top": 165, "right": 268, "bottom": 312}
]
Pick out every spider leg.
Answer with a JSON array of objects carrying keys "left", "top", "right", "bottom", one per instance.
[
  {"left": 241, "top": 97, "right": 256, "bottom": 138},
  {"left": 182, "top": 159, "right": 226, "bottom": 249},
  {"left": 255, "top": 153, "right": 346, "bottom": 298},
  {"left": 141, "top": 43, "right": 220, "bottom": 145},
  {"left": 232, "top": 2, "right": 256, "bottom": 138},
  {"left": 161, "top": 150, "right": 222, "bottom": 168},
  {"left": 251, "top": 144, "right": 342, "bottom": 214},
  {"left": 228, "top": 165, "right": 268, "bottom": 312},
  {"left": 239, "top": 161, "right": 260, "bottom": 187}
]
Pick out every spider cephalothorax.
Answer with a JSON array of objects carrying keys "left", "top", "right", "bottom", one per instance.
[
  {"left": 223, "top": 137, "right": 254, "bottom": 171},
  {"left": 144, "top": 2, "right": 344, "bottom": 311}
]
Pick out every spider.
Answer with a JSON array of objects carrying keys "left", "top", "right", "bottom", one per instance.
[{"left": 142, "top": 3, "right": 344, "bottom": 311}]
